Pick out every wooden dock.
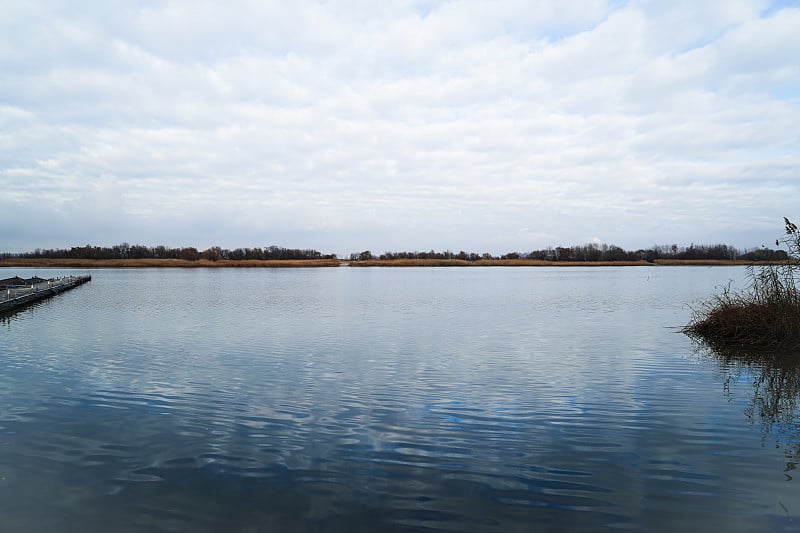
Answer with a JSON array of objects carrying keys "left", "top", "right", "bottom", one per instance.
[{"left": 0, "top": 275, "right": 91, "bottom": 313}]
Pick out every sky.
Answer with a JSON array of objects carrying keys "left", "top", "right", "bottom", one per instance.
[{"left": 1, "top": 1, "right": 799, "bottom": 256}]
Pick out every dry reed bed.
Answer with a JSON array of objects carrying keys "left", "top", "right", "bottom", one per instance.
[
  {"left": 684, "top": 297, "right": 800, "bottom": 349},
  {"left": 348, "top": 259, "right": 657, "bottom": 267},
  {"left": 347, "top": 259, "right": 775, "bottom": 267},
  {"left": 0, "top": 258, "right": 341, "bottom": 268},
  {"left": 349, "top": 259, "right": 653, "bottom": 267},
  {"left": 2, "top": 258, "right": 782, "bottom": 268},
  {"left": 683, "top": 218, "right": 800, "bottom": 349},
  {"left": 655, "top": 259, "right": 776, "bottom": 266}
]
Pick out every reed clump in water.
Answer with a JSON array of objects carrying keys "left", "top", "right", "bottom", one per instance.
[{"left": 684, "top": 218, "right": 800, "bottom": 349}]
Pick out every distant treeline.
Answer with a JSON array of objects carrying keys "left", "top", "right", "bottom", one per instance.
[
  {"left": 1, "top": 242, "right": 789, "bottom": 263},
  {"left": 3, "top": 244, "right": 336, "bottom": 261},
  {"left": 351, "top": 243, "right": 788, "bottom": 262}
]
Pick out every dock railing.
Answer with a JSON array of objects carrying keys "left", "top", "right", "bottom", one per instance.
[{"left": 0, "top": 276, "right": 91, "bottom": 307}]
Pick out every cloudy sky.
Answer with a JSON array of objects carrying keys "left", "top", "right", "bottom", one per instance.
[{"left": 1, "top": 1, "right": 798, "bottom": 255}]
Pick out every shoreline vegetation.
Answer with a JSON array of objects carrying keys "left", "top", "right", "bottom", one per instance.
[
  {"left": 0, "top": 257, "right": 783, "bottom": 268},
  {"left": 0, "top": 258, "right": 342, "bottom": 268},
  {"left": 684, "top": 218, "right": 800, "bottom": 349},
  {"left": 346, "top": 258, "right": 776, "bottom": 267},
  {"left": 0, "top": 241, "right": 788, "bottom": 268}
]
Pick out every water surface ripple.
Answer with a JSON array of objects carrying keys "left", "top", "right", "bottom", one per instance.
[{"left": 1, "top": 266, "right": 798, "bottom": 531}]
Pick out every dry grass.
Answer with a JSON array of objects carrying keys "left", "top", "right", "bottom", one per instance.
[
  {"left": 348, "top": 259, "right": 474, "bottom": 267},
  {"left": 685, "top": 296, "right": 800, "bottom": 349},
  {"left": 0, "top": 258, "right": 341, "bottom": 268},
  {"left": 347, "top": 258, "right": 782, "bottom": 267},
  {"left": 1, "top": 257, "right": 781, "bottom": 269},
  {"left": 655, "top": 259, "right": 777, "bottom": 266},
  {"left": 683, "top": 218, "right": 800, "bottom": 349},
  {"left": 481, "top": 259, "right": 656, "bottom": 267}
]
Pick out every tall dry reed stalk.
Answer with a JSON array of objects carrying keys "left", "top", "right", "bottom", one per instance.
[{"left": 684, "top": 218, "right": 800, "bottom": 348}]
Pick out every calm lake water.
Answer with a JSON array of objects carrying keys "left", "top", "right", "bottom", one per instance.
[{"left": 1, "top": 266, "right": 799, "bottom": 531}]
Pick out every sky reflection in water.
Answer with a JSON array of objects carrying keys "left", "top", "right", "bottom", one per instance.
[{"left": 0, "top": 266, "right": 799, "bottom": 532}]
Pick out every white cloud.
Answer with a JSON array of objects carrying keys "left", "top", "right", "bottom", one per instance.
[{"left": 1, "top": 1, "right": 798, "bottom": 254}]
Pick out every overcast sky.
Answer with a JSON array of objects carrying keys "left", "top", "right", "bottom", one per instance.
[{"left": 2, "top": 1, "right": 798, "bottom": 255}]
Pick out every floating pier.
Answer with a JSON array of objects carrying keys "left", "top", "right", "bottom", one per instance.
[{"left": 0, "top": 275, "right": 91, "bottom": 313}]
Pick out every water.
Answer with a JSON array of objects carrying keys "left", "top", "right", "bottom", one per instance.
[{"left": 1, "top": 266, "right": 798, "bottom": 531}]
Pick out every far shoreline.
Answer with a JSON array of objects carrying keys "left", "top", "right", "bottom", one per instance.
[
  {"left": 0, "top": 258, "right": 341, "bottom": 268},
  {"left": 0, "top": 258, "right": 780, "bottom": 268},
  {"left": 347, "top": 258, "right": 777, "bottom": 267}
]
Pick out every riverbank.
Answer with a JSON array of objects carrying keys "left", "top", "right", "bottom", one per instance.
[
  {"left": 0, "top": 258, "right": 342, "bottom": 268},
  {"left": 0, "top": 258, "right": 780, "bottom": 268},
  {"left": 683, "top": 218, "right": 800, "bottom": 348},
  {"left": 348, "top": 258, "right": 776, "bottom": 267}
]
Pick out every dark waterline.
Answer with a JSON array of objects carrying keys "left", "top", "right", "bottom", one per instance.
[{"left": 1, "top": 267, "right": 798, "bottom": 532}]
